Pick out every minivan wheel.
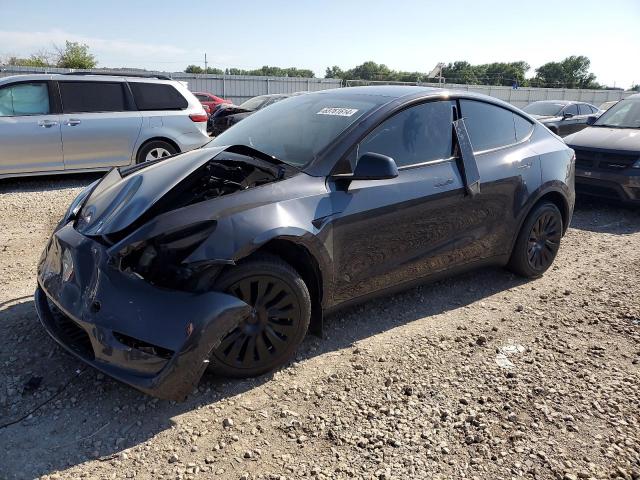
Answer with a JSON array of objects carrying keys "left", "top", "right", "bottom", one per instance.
[
  {"left": 209, "top": 255, "right": 311, "bottom": 378},
  {"left": 507, "top": 202, "right": 563, "bottom": 278},
  {"left": 136, "top": 140, "right": 177, "bottom": 163}
]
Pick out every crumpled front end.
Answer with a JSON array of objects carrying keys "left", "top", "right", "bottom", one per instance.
[{"left": 36, "top": 222, "right": 251, "bottom": 401}]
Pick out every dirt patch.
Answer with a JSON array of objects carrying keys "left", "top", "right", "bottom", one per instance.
[{"left": 1, "top": 177, "right": 638, "bottom": 480}]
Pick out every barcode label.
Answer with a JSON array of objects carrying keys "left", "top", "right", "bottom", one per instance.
[{"left": 316, "top": 107, "right": 359, "bottom": 117}]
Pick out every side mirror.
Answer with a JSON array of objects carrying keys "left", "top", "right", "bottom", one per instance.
[
  {"left": 562, "top": 112, "right": 574, "bottom": 119},
  {"left": 587, "top": 115, "right": 597, "bottom": 125},
  {"left": 350, "top": 152, "right": 399, "bottom": 180}
]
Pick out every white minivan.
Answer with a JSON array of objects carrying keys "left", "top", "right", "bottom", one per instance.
[{"left": 0, "top": 73, "right": 211, "bottom": 178}]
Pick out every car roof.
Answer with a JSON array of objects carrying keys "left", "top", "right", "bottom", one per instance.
[
  {"left": 0, "top": 73, "right": 176, "bottom": 84},
  {"left": 529, "top": 100, "right": 581, "bottom": 105}
]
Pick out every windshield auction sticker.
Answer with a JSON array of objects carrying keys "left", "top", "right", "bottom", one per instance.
[{"left": 316, "top": 107, "right": 359, "bottom": 117}]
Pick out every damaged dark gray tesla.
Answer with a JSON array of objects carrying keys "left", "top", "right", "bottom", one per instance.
[{"left": 36, "top": 86, "right": 575, "bottom": 400}]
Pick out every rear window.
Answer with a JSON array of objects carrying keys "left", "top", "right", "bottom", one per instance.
[
  {"left": 59, "top": 81, "right": 127, "bottom": 113},
  {"left": 129, "top": 82, "right": 188, "bottom": 110},
  {"left": 460, "top": 100, "right": 517, "bottom": 151}
]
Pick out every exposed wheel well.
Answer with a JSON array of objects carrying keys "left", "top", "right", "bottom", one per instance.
[
  {"left": 136, "top": 137, "right": 181, "bottom": 159},
  {"left": 249, "top": 239, "right": 323, "bottom": 335}
]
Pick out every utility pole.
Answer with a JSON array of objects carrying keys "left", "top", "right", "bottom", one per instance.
[{"left": 204, "top": 53, "right": 208, "bottom": 73}]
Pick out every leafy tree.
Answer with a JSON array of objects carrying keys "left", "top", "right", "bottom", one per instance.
[
  {"left": 441, "top": 61, "right": 530, "bottom": 86},
  {"left": 185, "top": 65, "right": 224, "bottom": 74},
  {"left": 630, "top": 84, "right": 640, "bottom": 92},
  {"left": 532, "top": 56, "right": 599, "bottom": 89},
  {"left": 55, "top": 41, "right": 97, "bottom": 69},
  {"left": 185, "top": 64, "right": 203, "bottom": 73},
  {"left": 6, "top": 50, "right": 52, "bottom": 67},
  {"left": 325, "top": 65, "right": 344, "bottom": 79}
]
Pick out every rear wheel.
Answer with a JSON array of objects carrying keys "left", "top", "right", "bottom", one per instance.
[
  {"left": 136, "top": 140, "right": 177, "bottom": 164},
  {"left": 507, "top": 202, "right": 563, "bottom": 278},
  {"left": 209, "top": 255, "right": 311, "bottom": 377}
]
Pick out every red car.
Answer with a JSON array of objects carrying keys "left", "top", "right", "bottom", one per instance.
[{"left": 193, "top": 92, "right": 231, "bottom": 115}]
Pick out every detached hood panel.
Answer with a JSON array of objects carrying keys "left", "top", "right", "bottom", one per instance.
[
  {"left": 76, "top": 147, "right": 227, "bottom": 236},
  {"left": 564, "top": 127, "right": 640, "bottom": 152}
]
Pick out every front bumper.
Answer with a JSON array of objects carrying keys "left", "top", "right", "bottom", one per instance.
[
  {"left": 35, "top": 223, "right": 250, "bottom": 401},
  {"left": 575, "top": 168, "right": 640, "bottom": 205}
]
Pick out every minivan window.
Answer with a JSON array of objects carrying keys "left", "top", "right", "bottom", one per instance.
[
  {"left": 59, "top": 81, "right": 126, "bottom": 113},
  {"left": 460, "top": 100, "right": 516, "bottom": 151},
  {"left": 0, "top": 82, "right": 50, "bottom": 116},
  {"left": 129, "top": 82, "right": 188, "bottom": 110},
  {"left": 359, "top": 100, "right": 454, "bottom": 168}
]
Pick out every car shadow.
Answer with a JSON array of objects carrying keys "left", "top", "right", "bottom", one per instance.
[
  {"left": 0, "top": 265, "right": 527, "bottom": 478},
  {"left": 0, "top": 173, "right": 102, "bottom": 194},
  {"left": 570, "top": 194, "right": 640, "bottom": 234}
]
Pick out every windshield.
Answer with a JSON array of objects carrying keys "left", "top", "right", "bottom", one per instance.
[
  {"left": 594, "top": 98, "right": 640, "bottom": 128},
  {"left": 238, "top": 96, "right": 273, "bottom": 111},
  {"left": 208, "top": 93, "right": 381, "bottom": 168},
  {"left": 523, "top": 102, "right": 565, "bottom": 116}
]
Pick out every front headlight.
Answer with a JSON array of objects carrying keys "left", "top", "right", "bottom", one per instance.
[{"left": 60, "top": 180, "right": 99, "bottom": 225}]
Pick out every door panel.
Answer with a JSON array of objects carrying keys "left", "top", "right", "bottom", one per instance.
[
  {"left": 60, "top": 112, "right": 142, "bottom": 169},
  {"left": 329, "top": 161, "right": 503, "bottom": 304},
  {"left": 57, "top": 81, "right": 143, "bottom": 170},
  {"left": 0, "top": 115, "right": 63, "bottom": 175},
  {"left": 0, "top": 81, "right": 63, "bottom": 175}
]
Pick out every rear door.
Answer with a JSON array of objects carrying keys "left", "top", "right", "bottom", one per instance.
[
  {"left": 330, "top": 100, "right": 498, "bottom": 304},
  {"left": 458, "top": 99, "right": 540, "bottom": 249},
  {"left": 0, "top": 80, "right": 63, "bottom": 175},
  {"left": 57, "top": 80, "right": 142, "bottom": 170}
]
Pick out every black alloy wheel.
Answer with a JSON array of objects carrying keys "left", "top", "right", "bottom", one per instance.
[
  {"left": 526, "top": 210, "right": 561, "bottom": 270},
  {"left": 209, "top": 255, "right": 310, "bottom": 377},
  {"left": 508, "top": 202, "right": 563, "bottom": 278}
]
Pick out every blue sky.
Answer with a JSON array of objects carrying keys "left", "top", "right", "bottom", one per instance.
[{"left": 0, "top": 0, "right": 638, "bottom": 88}]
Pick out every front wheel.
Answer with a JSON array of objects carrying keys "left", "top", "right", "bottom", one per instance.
[
  {"left": 208, "top": 255, "right": 311, "bottom": 377},
  {"left": 507, "top": 202, "right": 563, "bottom": 278}
]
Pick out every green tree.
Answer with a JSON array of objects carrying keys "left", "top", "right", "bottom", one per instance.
[
  {"left": 324, "top": 65, "right": 344, "bottom": 79},
  {"left": 185, "top": 64, "right": 203, "bottom": 73},
  {"left": 630, "top": 84, "right": 640, "bottom": 92},
  {"left": 532, "top": 56, "right": 599, "bottom": 88},
  {"left": 55, "top": 41, "right": 97, "bottom": 69},
  {"left": 7, "top": 50, "right": 52, "bottom": 67}
]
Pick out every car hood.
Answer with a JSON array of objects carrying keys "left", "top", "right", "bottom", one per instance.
[
  {"left": 74, "top": 146, "right": 293, "bottom": 237},
  {"left": 564, "top": 127, "right": 640, "bottom": 152}
]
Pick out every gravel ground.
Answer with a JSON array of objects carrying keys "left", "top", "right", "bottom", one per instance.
[{"left": 0, "top": 175, "right": 638, "bottom": 480}]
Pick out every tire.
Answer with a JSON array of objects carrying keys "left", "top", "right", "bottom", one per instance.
[
  {"left": 507, "top": 202, "right": 563, "bottom": 278},
  {"left": 208, "top": 254, "right": 311, "bottom": 377},
  {"left": 136, "top": 140, "right": 177, "bottom": 164}
]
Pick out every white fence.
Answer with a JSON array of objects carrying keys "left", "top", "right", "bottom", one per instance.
[
  {"left": 346, "top": 79, "right": 632, "bottom": 108},
  {"left": 0, "top": 66, "right": 633, "bottom": 108}
]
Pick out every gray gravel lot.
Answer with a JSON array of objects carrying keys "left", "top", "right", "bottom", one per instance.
[{"left": 0, "top": 175, "right": 638, "bottom": 480}]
